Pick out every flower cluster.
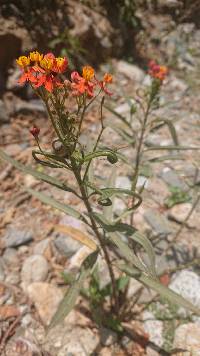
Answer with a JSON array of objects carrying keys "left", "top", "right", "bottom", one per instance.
[
  {"left": 70, "top": 66, "right": 112, "bottom": 97},
  {"left": 148, "top": 60, "right": 168, "bottom": 81},
  {"left": 16, "top": 51, "right": 113, "bottom": 96},
  {"left": 16, "top": 51, "right": 68, "bottom": 92}
]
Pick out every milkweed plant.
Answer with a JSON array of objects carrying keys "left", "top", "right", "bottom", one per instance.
[{"left": 0, "top": 51, "right": 199, "bottom": 331}]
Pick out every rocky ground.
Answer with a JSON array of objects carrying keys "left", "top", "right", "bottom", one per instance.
[{"left": 1, "top": 3, "right": 200, "bottom": 356}]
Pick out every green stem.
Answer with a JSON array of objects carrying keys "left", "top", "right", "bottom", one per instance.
[{"left": 71, "top": 158, "right": 119, "bottom": 314}]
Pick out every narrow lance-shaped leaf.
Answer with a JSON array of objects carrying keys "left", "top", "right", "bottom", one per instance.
[
  {"left": 129, "top": 231, "right": 156, "bottom": 278},
  {"left": 153, "top": 118, "right": 179, "bottom": 146},
  {"left": 92, "top": 213, "right": 148, "bottom": 273},
  {"left": 55, "top": 225, "right": 97, "bottom": 251},
  {"left": 48, "top": 250, "right": 98, "bottom": 330},
  {"left": 145, "top": 145, "right": 200, "bottom": 151},
  {"left": 26, "top": 187, "right": 84, "bottom": 221},
  {"left": 0, "top": 148, "right": 78, "bottom": 196},
  {"left": 117, "top": 262, "right": 200, "bottom": 316},
  {"left": 103, "top": 168, "right": 117, "bottom": 221},
  {"left": 92, "top": 213, "right": 156, "bottom": 277}
]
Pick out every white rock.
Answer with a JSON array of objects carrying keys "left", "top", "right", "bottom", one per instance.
[
  {"left": 58, "top": 328, "right": 99, "bottom": 356},
  {"left": 136, "top": 175, "right": 149, "bottom": 189},
  {"left": 21, "top": 255, "right": 49, "bottom": 289},
  {"left": 100, "top": 327, "right": 117, "bottom": 346},
  {"left": 173, "top": 323, "right": 200, "bottom": 355},
  {"left": 127, "top": 278, "right": 142, "bottom": 298},
  {"left": 143, "top": 311, "right": 164, "bottom": 347},
  {"left": 116, "top": 60, "right": 145, "bottom": 82},
  {"left": 169, "top": 203, "right": 198, "bottom": 228},
  {"left": 67, "top": 246, "right": 92, "bottom": 272},
  {"left": 116, "top": 176, "right": 131, "bottom": 190},
  {"left": 170, "top": 270, "right": 200, "bottom": 310},
  {"left": 33, "top": 238, "right": 51, "bottom": 255},
  {"left": 113, "top": 197, "right": 126, "bottom": 216},
  {"left": 27, "top": 282, "right": 63, "bottom": 325}
]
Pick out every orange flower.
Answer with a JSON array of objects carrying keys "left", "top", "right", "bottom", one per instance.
[
  {"left": 29, "top": 51, "right": 43, "bottom": 63},
  {"left": 34, "top": 73, "right": 62, "bottom": 92},
  {"left": 53, "top": 57, "right": 68, "bottom": 73},
  {"left": 71, "top": 71, "right": 95, "bottom": 97},
  {"left": 82, "top": 66, "right": 95, "bottom": 81},
  {"left": 18, "top": 68, "right": 37, "bottom": 85},
  {"left": 148, "top": 60, "right": 168, "bottom": 81},
  {"left": 16, "top": 55, "right": 30, "bottom": 68},
  {"left": 40, "top": 53, "right": 55, "bottom": 72},
  {"left": 103, "top": 73, "right": 112, "bottom": 83},
  {"left": 99, "top": 72, "right": 113, "bottom": 95}
]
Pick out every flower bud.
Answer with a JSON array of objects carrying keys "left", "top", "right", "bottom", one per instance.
[{"left": 30, "top": 126, "right": 40, "bottom": 138}]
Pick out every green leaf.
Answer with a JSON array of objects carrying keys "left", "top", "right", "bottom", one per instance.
[
  {"left": 92, "top": 213, "right": 148, "bottom": 273},
  {"left": 0, "top": 148, "right": 77, "bottom": 196},
  {"left": 145, "top": 145, "right": 200, "bottom": 151},
  {"left": 103, "top": 168, "right": 117, "bottom": 221},
  {"left": 148, "top": 155, "right": 184, "bottom": 162},
  {"left": 26, "top": 187, "right": 83, "bottom": 220},
  {"left": 83, "top": 150, "right": 118, "bottom": 164},
  {"left": 92, "top": 213, "right": 156, "bottom": 277},
  {"left": 48, "top": 250, "right": 98, "bottom": 330},
  {"left": 104, "top": 103, "right": 132, "bottom": 130},
  {"left": 89, "top": 184, "right": 142, "bottom": 211},
  {"left": 129, "top": 231, "right": 156, "bottom": 277},
  {"left": 107, "top": 123, "right": 135, "bottom": 144},
  {"left": 117, "top": 262, "right": 200, "bottom": 316},
  {"left": 154, "top": 118, "right": 179, "bottom": 146}
]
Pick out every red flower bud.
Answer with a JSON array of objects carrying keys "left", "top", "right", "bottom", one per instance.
[{"left": 30, "top": 126, "right": 40, "bottom": 138}]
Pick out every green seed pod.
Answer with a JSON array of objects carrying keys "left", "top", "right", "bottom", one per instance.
[
  {"left": 107, "top": 153, "right": 118, "bottom": 164},
  {"left": 98, "top": 198, "right": 112, "bottom": 206}
]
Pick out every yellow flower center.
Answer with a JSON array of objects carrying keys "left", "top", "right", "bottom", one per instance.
[
  {"left": 16, "top": 56, "right": 30, "bottom": 67},
  {"left": 56, "top": 57, "right": 65, "bottom": 68},
  {"left": 40, "top": 58, "right": 54, "bottom": 71},
  {"left": 103, "top": 73, "right": 112, "bottom": 83},
  {"left": 82, "top": 66, "right": 94, "bottom": 81},
  {"left": 29, "top": 51, "right": 43, "bottom": 63}
]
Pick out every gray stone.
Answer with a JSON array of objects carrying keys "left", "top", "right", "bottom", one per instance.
[
  {"left": 3, "top": 248, "right": 19, "bottom": 266},
  {"left": 27, "top": 282, "right": 63, "bottom": 325},
  {"left": 116, "top": 61, "right": 145, "bottom": 82},
  {"left": 0, "top": 258, "right": 5, "bottom": 281},
  {"left": 159, "top": 167, "right": 187, "bottom": 191},
  {"left": 21, "top": 255, "right": 49, "bottom": 288},
  {"left": 97, "top": 256, "right": 111, "bottom": 290},
  {"left": 33, "top": 238, "right": 51, "bottom": 255},
  {"left": 5, "top": 270, "right": 20, "bottom": 284},
  {"left": 4, "top": 229, "right": 33, "bottom": 248},
  {"left": 100, "top": 327, "right": 117, "bottom": 346},
  {"left": 168, "top": 203, "right": 199, "bottom": 228},
  {"left": 127, "top": 278, "right": 142, "bottom": 298},
  {"left": 14, "top": 99, "right": 46, "bottom": 115},
  {"left": 143, "top": 311, "right": 164, "bottom": 347},
  {"left": 113, "top": 197, "right": 126, "bottom": 216},
  {"left": 173, "top": 323, "right": 200, "bottom": 355},
  {"left": 0, "top": 99, "right": 9, "bottom": 124},
  {"left": 136, "top": 175, "right": 149, "bottom": 189},
  {"left": 116, "top": 176, "right": 131, "bottom": 190},
  {"left": 6, "top": 68, "right": 21, "bottom": 91},
  {"left": 57, "top": 328, "right": 99, "bottom": 356},
  {"left": 144, "top": 210, "right": 172, "bottom": 236},
  {"left": 54, "top": 235, "right": 82, "bottom": 258},
  {"left": 170, "top": 270, "right": 200, "bottom": 311}
]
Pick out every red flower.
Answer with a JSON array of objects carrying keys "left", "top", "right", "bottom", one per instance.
[
  {"left": 98, "top": 73, "right": 113, "bottom": 95},
  {"left": 71, "top": 71, "right": 95, "bottom": 97},
  {"left": 30, "top": 126, "right": 40, "bottom": 138},
  {"left": 18, "top": 68, "right": 37, "bottom": 85},
  {"left": 148, "top": 60, "right": 168, "bottom": 81},
  {"left": 34, "top": 73, "right": 62, "bottom": 92}
]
